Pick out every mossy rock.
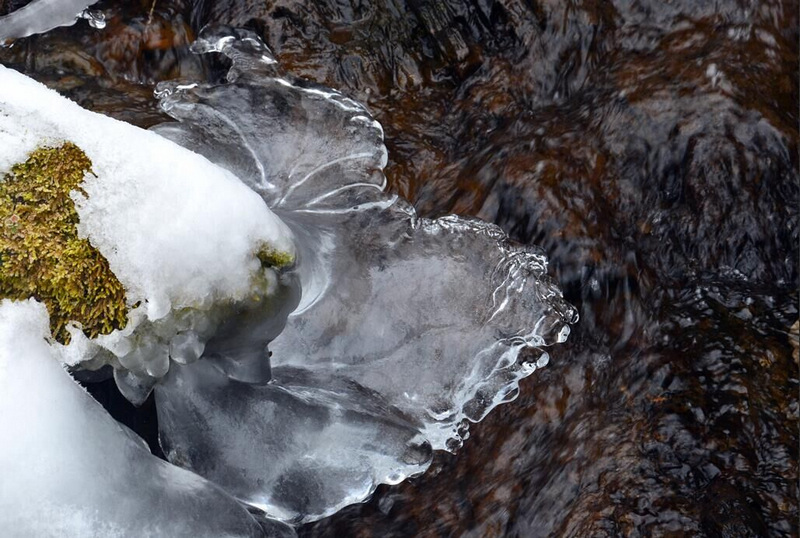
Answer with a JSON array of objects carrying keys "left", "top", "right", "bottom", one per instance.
[{"left": 0, "top": 143, "right": 128, "bottom": 344}]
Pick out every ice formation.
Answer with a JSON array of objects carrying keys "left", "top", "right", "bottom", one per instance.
[
  {"left": 0, "top": 299, "right": 296, "bottom": 538},
  {"left": 152, "top": 27, "right": 578, "bottom": 522},
  {"left": 0, "top": 23, "right": 576, "bottom": 530},
  {"left": 0, "top": 65, "right": 295, "bottom": 402},
  {"left": 0, "top": 0, "right": 100, "bottom": 42},
  {"left": 157, "top": 361, "right": 431, "bottom": 523}
]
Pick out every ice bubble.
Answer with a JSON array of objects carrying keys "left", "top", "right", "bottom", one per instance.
[{"left": 169, "top": 331, "right": 206, "bottom": 365}]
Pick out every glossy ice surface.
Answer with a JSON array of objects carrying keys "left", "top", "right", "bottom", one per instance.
[{"left": 153, "top": 27, "right": 576, "bottom": 522}]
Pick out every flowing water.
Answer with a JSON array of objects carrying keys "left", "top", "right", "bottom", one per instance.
[{"left": 1, "top": 0, "right": 797, "bottom": 536}]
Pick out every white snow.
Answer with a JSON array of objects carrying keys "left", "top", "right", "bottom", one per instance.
[{"left": 0, "top": 66, "right": 295, "bottom": 375}]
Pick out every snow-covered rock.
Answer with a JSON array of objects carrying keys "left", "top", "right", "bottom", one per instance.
[{"left": 0, "top": 65, "right": 295, "bottom": 399}]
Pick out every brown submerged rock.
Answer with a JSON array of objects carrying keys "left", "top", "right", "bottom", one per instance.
[{"left": 0, "top": 0, "right": 796, "bottom": 535}]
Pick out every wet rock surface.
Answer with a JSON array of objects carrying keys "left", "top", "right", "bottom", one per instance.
[{"left": 1, "top": 0, "right": 796, "bottom": 536}]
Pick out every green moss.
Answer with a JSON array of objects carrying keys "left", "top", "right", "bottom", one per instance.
[
  {"left": 0, "top": 143, "right": 128, "bottom": 344},
  {"left": 256, "top": 245, "right": 295, "bottom": 270}
]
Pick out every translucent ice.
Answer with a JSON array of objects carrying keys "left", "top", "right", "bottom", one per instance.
[
  {"left": 146, "top": 27, "right": 578, "bottom": 523},
  {"left": 154, "top": 27, "right": 388, "bottom": 210},
  {"left": 270, "top": 209, "right": 575, "bottom": 448},
  {"left": 0, "top": 299, "right": 295, "bottom": 538},
  {"left": 0, "top": 0, "right": 99, "bottom": 42},
  {"left": 156, "top": 360, "right": 432, "bottom": 524},
  {"left": 0, "top": 65, "right": 295, "bottom": 399},
  {"left": 155, "top": 26, "right": 577, "bottom": 451}
]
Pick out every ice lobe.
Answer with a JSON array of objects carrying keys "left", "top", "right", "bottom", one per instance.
[
  {"left": 0, "top": 65, "right": 295, "bottom": 399},
  {"left": 0, "top": 299, "right": 295, "bottom": 538},
  {"left": 156, "top": 361, "right": 432, "bottom": 524},
  {"left": 154, "top": 27, "right": 388, "bottom": 213},
  {"left": 270, "top": 209, "right": 573, "bottom": 448},
  {"left": 0, "top": 0, "right": 99, "bottom": 42}
]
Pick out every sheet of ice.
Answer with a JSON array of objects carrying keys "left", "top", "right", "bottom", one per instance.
[
  {"left": 0, "top": 299, "right": 296, "bottom": 538},
  {"left": 155, "top": 26, "right": 578, "bottom": 452},
  {"left": 156, "top": 360, "right": 432, "bottom": 524},
  {"left": 0, "top": 0, "right": 99, "bottom": 42},
  {"left": 0, "top": 65, "right": 295, "bottom": 397}
]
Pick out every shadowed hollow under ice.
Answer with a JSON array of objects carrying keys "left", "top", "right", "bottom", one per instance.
[{"left": 151, "top": 27, "right": 578, "bottom": 523}]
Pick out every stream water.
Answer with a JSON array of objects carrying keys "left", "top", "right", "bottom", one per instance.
[{"left": 1, "top": 0, "right": 797, "bottom": 536}]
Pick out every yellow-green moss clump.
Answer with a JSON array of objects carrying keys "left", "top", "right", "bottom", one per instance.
[
  {"left": 0, "top": 143, "right": 128, "bottom": 344},
  {"left": 257, "top": 246, "right": 295, "bottom": 270}
]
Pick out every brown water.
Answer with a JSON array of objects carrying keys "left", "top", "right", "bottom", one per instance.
[{"left": 2, "top": 0, "right": 797, "bottom": 535}]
